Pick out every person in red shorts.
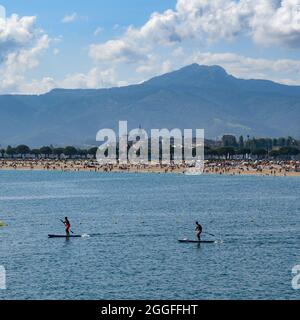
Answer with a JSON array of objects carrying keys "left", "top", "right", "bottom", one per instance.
[{"left": 63, "top": 217, "right": 71, "bottom": 236}]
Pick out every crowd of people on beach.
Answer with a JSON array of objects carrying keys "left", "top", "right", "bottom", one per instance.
[
  {"left": 0, "top": 159, "right": 299, "bottom": 176},
  {"left": 203, "top": 160, "right": 300, "bottom": 176}
]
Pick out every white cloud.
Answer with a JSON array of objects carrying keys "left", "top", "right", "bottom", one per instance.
[
  {"left": 89, "top": 0, "right": 300, "bottom": 66},
  {"left": 89, "top": 39, "right": 148, "bottom": 63},
  {"left": 250, "top": 0, "right": 300, "bottom": 47},
  {"left": 0, "top": 35, "right": 49, "bottom": 91},
  {"left": 0, "top": 14, "right": 50, "bottom": 93},
  {"left": 3, "top": 1, "right": 300, "bottom": 94},
  {"left": 135, "top": 55, "right": 173, "bottom": 75},
  {"left": 134, "top": 50, "right": 300, "bottom": 86},
  {"left": 173, "top": 0, "right": 300, "bottom": 46},
  {"left": 16, "top": 67, "right": 126, "bottom": 94},
  {"left": 9, "top": 49, "right": 300, "bottom": 95},
  {"left": 62, "top": 13, "right": 77, "bottom": 24},
  {"left": 19, "top": 77, "right": 57, "bottom": 95},
  {"left": 0, "top": 12, "right": 126, "bottom": 94},
  {"left": 189, "top": 51, "right": 300, "bottom": 81},
  {"left": 53, "top": 35, "right": 63, "bottom": 43},
  {"left": 61, "top": 68, "right": 124, "bottom": 89},
  {"left": 94, "top": 27, "right": 103, "bottom": 36},
  {"left": 0, "top": 15, "right": 38, "bottom": 51}
]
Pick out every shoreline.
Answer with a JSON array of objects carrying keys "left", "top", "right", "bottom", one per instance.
[{"left": 0, "top": 159, "right": 299, "bottom": 177}]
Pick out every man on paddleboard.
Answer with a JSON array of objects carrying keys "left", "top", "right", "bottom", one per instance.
[
  {"left": 195, "top": 221, "right": 202, "bottom": 241},
  {"left": 63, "top": 217, "right": 71, "bottom": 236}
]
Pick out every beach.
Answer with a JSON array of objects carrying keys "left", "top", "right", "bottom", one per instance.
[{"left": 0, "top": 159, "right": 299, "bottom": 176}]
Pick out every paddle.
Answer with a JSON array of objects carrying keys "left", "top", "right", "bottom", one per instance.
[
  {"left": 203, "top": 232, "right": 215, "bottom": 237},
  {"left": 60, "top": 219, "right": 74, "bottom": 234}
]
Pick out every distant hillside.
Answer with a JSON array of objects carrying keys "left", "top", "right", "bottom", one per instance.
[{"left": 0, "top": 64, "right": 299, "bottom": 146}]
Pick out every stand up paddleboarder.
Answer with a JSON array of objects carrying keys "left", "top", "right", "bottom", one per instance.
[
  {"left": 195, "top": 221, "right": 202, "bottom": 241},
  {"left": 62, "top": 217, "right": 71, "bottom": 236}
]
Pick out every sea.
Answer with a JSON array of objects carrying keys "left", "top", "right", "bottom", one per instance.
[{"left": 0, "top": 170, "right": 299, "bottom": 300}]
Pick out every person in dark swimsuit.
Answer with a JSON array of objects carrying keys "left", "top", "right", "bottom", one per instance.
[{"left": 195, "top": 221, "right": 202, "bottom": 241}]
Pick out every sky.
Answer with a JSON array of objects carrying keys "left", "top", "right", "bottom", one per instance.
[{"left": 1, "top": 0, "right": 300, "bottom": 94}]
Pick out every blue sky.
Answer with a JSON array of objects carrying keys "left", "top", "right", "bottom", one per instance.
[
  {"left": 0, "top": 0, "right": 175, "bottom": 79},
  {"left": 0, "top": 0, "right": 300, "bottom": 94}
]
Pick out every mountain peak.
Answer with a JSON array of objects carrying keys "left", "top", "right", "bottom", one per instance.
[
  {"left": 0, "top": 63, "right": 299, "bottom": 146},
  {"left": 144, "top": 63, "right": 231, "bottom": 87},
  {"left": 181, "top": 63, "right": 227, "bottom": 74},
  {"left": 179, "top": 63, "right": 230, "bottom": 78}
]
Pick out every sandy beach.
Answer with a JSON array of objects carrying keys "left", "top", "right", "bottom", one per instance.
[{"left": 0, "top": 159, "right": 299, "bottom": 176}]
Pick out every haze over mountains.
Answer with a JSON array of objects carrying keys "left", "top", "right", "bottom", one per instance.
[{"left": 0, "top": 64, "right": 299, "bottom": 146}]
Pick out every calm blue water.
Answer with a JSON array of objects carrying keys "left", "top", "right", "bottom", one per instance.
[{"left": 0, "top": 171, "right": 300, "bottom": 300}]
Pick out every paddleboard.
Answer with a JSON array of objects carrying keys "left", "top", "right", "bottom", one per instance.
[
  {"left": 178, "top": 239, "right": 215, "bottom": 243},
  {"left": 48, "top": 234, "right": 82, "bottom": 238}
]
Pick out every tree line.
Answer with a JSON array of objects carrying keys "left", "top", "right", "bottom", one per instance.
[
  {"left": 205, "top": 146, "right": 300, "bottom": 159},
  {"left": 0, "top": 145, "right": 98, "bottom": 159},
  {"left": 220, "top": 135, "right": 299, "bottom": 150},
  {"left": 0, "top": 134, "right": 299, "bottom": 160},
  {"left": 210, "top": 135, "right": 300, "bottom": 159}
]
